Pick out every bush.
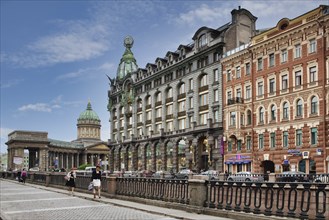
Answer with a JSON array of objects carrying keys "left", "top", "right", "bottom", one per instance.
[{"left": 78, "top": 164, "right": 92, "bottom": 170}]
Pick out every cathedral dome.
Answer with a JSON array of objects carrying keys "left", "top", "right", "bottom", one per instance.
[{"left": 78, "top": 102, "right": 100, "bottom": 123}]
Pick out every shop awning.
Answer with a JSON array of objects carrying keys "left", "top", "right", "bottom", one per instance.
[{"left": 224, "top": 160, "right": 251, "bottom": 164}]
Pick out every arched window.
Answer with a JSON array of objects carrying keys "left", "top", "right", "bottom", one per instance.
[
  {"left": 178, "top": 83, "right": 185, "bottom": 94},
  {"left": 259, "top": 107, "right": 264, "bottom": 123},
  {"left": 296, "top": 99, "right": 303, "bottom": 117},
  {"left": 271, "top": 105, "right": 276, "bottom": 121},
  {"left": 198, "top": 34, "right": 207, "bottom": 48},
  {"left": 283, "top": 102, "right": 289, "bottom": 119},
  {"left": 145, "top": 95, "right": 151, "bottom": 105},
  {"left": 311, "top": 96, "right": 318, "bottom": 114},
  {"left": 137, "top": 99, "right": 142, "bottom": 108},
  {"left": 167, "top": 88, "right": 173, "bottom": 98},
  {"left": 155, "top": 92, "right": 162, "bottom": 102},
  {"left": 200, "top": 74, "right": 208, "bottom": 87},
  {"left": 247, "top": 110, "right": 252, "bottom": 125}
]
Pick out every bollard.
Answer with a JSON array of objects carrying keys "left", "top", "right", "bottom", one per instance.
[{"left": 107, "top": 174, "right": 117, "bottom": 195}]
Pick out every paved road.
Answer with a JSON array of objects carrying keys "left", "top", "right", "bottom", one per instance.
[{"left": 0, "top": 180, "right": 232, "bottom": 220}]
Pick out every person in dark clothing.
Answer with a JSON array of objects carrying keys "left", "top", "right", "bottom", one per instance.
[
  {"left": 65, "top": 168, "right": 76, "bottom": 195},
  {"left": 91, "top": 165, "right": 102, "bottom": 199},
  {"left": 17, "top": 170, "right": 22, "bottom": 182}
]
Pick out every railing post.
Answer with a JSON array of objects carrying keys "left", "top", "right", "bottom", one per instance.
[
  {"left": 45, "top": 173, "right": 51, "bottom": 187},
  {"left": 107, "top": 174, "right": 117, "bottom": 196},
  {"left": 189, "top": 179, "right": 206, "bottom": 207}
]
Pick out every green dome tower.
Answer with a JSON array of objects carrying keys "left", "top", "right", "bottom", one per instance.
[{"left": 77, "top": 101, "right": 101, "bottom": 140}]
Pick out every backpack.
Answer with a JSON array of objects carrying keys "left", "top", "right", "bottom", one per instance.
[{"left": 21, "top": 171, "right": 27, "bottom": 177}]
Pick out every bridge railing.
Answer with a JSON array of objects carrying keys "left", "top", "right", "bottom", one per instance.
[{"left": 1, "top": 171, "right": 328, "bottom": 219}]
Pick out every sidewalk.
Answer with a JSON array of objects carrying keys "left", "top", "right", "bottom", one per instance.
[{"left": 4, "top": 179, "right": 231, "bottom": 220}]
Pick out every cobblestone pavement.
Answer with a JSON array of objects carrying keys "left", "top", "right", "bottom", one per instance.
[{"left": 0, "top": 180, "right": 232, "bottom": 220}]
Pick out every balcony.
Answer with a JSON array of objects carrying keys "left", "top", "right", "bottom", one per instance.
[
  {"left": 155, "top": 117, "right": 162, "bottom": 122},
  {"left": 146, "top": 104, "right": 152, "bottom": 110},
  {"left": 178, "top": 111, "right": 186, "bottom": 117},
  {"left": 227, "top": 97, "right": 244, "bottom": 105},
  {"left": 199, "top": 105, "right": 209, "bottom": 112},
  {"left": 137, "top": 107, "right": 142, "bottom": 112},
  {"left": 198, "top": 85, "right": 208, "bottom": 93},
  {"left": 166, "top": 97, "right": 173, "bottom": 103},
  {"left": 155, "top": 101, "right": 162, "bottom": 107},
  {"left": 146, "top": 120, "right": 152, "bottom": 125},
  {"left": 166, "top": 114, "right": 173, "bottom": 120},
  {"left": 177, "top": 93, "right": 186, "bottom": 100},
  {"left": 137, "top": 122, "right": 143, "bottom": 127}
]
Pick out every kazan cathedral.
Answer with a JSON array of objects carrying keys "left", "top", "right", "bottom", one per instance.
[{"left": 6, "top": 102, "right": 109, "bottom": 171}]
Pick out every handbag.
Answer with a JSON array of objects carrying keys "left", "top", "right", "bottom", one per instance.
[
  {"left": 88, "top": 182, "right": 94, "bottom": 191},
  {"left": 64, "top": 175, "right": 69, "bottom": 180}
]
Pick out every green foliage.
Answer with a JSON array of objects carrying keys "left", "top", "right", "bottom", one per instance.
[{"left": 78, "top": 164, "right": 92, "bottom": 170}]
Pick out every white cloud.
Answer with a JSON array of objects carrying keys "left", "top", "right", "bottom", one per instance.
[
  {"left": 18, "top": 103, "right": 52, "bottom": 112},
  {"left": 0, "top": 79, "right": 24, "bottom": 89},
  {"left": 56, "top": 61, "right": 115, "bottom": 81}
]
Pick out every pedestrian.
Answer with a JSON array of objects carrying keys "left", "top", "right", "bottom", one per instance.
[
  {"left": 91, "top": 165, "right": 102, "bottom": 199},
  {"left": 17, "top": 169, "right": 22, "bottom": 183},
  {"left": 21, "top": 168, "right": 27, "bottom": 184},
  {"left": 65, "top": 167, "right": 76, "bottom": 195}
]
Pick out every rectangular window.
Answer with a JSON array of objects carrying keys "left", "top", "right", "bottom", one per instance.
[
  {"left": 189, "top": 97, "right": 193, "bottom": 109},
  {"left": 166, "top": 104, "right": 173, "bottom": 115},
  {"left": 214, "top": 89, "right": 219, "bottom": 102},
  {"left": 178, "top": 118, "right": 186, "bottom": 130},
  {"left": 296, "top": 129, "right": 302, "bottom": 147},
  {"left": 199, "top": 112, "right": 208, "bottom": 125},
  {"left": 146, "top": 111, "right": 152, "bottom": 120},
  {"left": 227, "top": 141, "right": 232, "bottom": 151},
  {"left": 295, "top": 71, "right": 302, "bottom": 86},
  {"left": 246, "top": 85, "right": 251, "bottom": 99},
  {"left": 269, "top": 53, "right": 275, "bottom": 67},
  {"left": 283, "top": 131, "right": 288, "bottom": 148},
  {"left": 281, "top": 49, "right": 287, "bottom": 63},
  {"left": 236, "top": 88, "right": 241, "bottom": 98},
  {"left": 214, "top": 110, "right": 219, "bottom": 122},
  {"left": 227, "top": 70, "right": 231, "bottom": 81},
  {"left": 309, "top": 39, "right": 316, "bottom": 53},
  {"left": 295, "top": 44, "right": 301, "bottom": 58},
  {"left": 155, "top": 123, "right": 162, "bottom": 133},
  {"left": 199, "top": 93, "right": 208, "bottom": 106},
  {"left": 245, "top": 63, "right": 250, "bottom": 75},
  {"left": 246, "top": 136, "right": 251, "bottom": 150},
  {"left": 227, "top": 91, "right": 232, "bottom": 103},
  {"left": 156, "top": 108, "right": 162, "bottom": 118},
  {"left": 214, "top": 69, "right": 219, "bottom": 82},
  {"left": 230, "top": 112, "right": 236, "bottom": 126},
  {"left": 166, "top": 121, "right": 173, "bottom": 132},
  {"left": 282, "top": 75, "right": 288, "bottom": 90},
  {"left": 309, "top": 66, "right": 317, "bottom": 83},
  {"left": 189, "top": 78, "right": 194, "bottom": 91},
  {"left": 270, "top": 132, "right": 276, "bottom": 148},
  {"left": 269, "top": 78, "right": 275, "bottom": 93},
  {"left": 258, "top": 82, "right": 263, "bottom": 96},
  {"left": 257, "top": 58, "right": 263, "bottom": 71},
  {"left": 236, "top": 66, "right": 241, "bottom": 78},
  {"left": 178, "top": 101, "right": 185, "bottom": 112},
  {"left": 259, "top": 134, "right": 264, "bottom": 149},
  {"left": 311, "top": 127, "right": 317, "bottom": 145},
  {"left": 237, "top": 140, "right": 242, "bottom": 151}
]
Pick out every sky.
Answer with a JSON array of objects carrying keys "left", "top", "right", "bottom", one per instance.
[{"left": 1, "top": 0, "right": 327, "bottom": 153}]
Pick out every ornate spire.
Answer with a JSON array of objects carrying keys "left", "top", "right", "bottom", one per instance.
[{"left": 117, "top": 36, "right": 138, "bottom": 80}]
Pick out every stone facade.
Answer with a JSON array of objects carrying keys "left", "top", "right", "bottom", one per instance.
[
  {"left": 222, "top": 5, "right": 329, "bottom": 174},
  {"left": 108, "top": 7, "right": 257, "bottom": 173}
]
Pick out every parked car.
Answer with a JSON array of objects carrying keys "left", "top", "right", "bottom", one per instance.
[
  {"left": 276, "top": 171, "right": 309, "bottom": 182},
  {"left": 227, "top": 171, "right": 263, "bottom": 182},
  {"left": 175, "top": 169, "right": 194, "bottom": 179},
  {"left": 200, "top": 170, "right": 220, "bottom": 180},
  {"left": 138, "top": 170, "right": 154, "bottom": 178},
  {"left": 123, "top": 171, "right": 138, "bottom": 177},
  {"left": 152, "top": 170, "right": 175, "bottom": 179},
  {"left": 28, "top": 167, "right": 40, "bottom": 172}
]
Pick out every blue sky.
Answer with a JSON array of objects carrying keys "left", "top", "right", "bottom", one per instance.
[{"left": 1, "top": 0, "right": 327, "bottom": 153}]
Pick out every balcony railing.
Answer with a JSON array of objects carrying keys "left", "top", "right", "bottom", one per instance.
[{"left": 227, "top": 97, "right": 244, "bottom": 105}]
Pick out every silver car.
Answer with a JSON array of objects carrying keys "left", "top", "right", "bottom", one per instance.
[
  {"left": 227, "top": 171, "right": 263, "bottom": 182},
  {"left": 200, "top": 170, "right": 220, "bottom": 180}
]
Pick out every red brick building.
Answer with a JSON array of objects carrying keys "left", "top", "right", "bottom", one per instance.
[{"left": 222, "top": 5, "right": 329, "bottom": 174}]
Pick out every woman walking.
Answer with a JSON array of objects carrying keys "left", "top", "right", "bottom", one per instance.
[
  {"left": 65, "top": 167, "right": 76, "bottom": 195},
  {"left": 91, "top": 165, "right": 102, "bottom": 199}
]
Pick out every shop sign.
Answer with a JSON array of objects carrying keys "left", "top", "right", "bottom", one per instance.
[
  {"left": 316, "top": 148, "right": 322, "bottom": 155},
  {"left": 288, "top": 149, "right": 301, "bottom": 156}
]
